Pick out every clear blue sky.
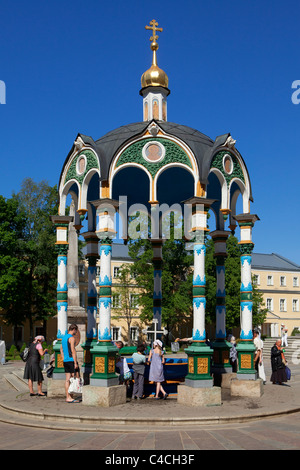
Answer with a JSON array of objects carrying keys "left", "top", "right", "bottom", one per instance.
[{"left": 1, "top": 0, "right": 300, "bottom": 263}]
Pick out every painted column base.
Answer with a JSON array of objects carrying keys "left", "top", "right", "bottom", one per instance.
[
  {"left": 52, "top": 340, "right": 65, "bottom": 377},
  {"left": 184, "top": 342, "right": 213, "bottom": 384},
  {"left": 184, "top": 378, "right": 213, "bottom": 388},
  {"left": 236, "top": 341, "right": 257, "bottom": 380},
  {"left": 81, "top": 338, "right": 97, "bottom": 384},
  {"left": 231, "top": 378, "right": 264, "bottom": 398},
  {"left": 212, "top": 339, "right": 232, "bottom": 371},
  {"left": 89, "top": 341, "right": 119, "bottom": 385},
  {"left": 82, "top": 384, "right": 126, "bottom": 407},
  {"left": 90, "top": 377, "right": 119, "bottom": 387},
  {"left": 177, "top": 384, "right": 221, "bottom": 407}
]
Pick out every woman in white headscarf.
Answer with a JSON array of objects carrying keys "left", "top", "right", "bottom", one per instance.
[{"left": 23, "top": 336, "right": 48, "bottom": 396}]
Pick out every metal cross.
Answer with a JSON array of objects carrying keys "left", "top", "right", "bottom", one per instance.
[
  {"left": 145, "top": 19, "right": 163, "bottom": 44},
  {"left": 142, "top": 319, "right": 168, "bottom": 343}
]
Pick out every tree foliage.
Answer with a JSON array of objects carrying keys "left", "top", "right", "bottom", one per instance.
[{"left": 0, "top": 178, "right": 59, "bottom": 341}]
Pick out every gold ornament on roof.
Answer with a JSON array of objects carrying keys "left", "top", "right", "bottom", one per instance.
[{"left": 141, "top": 19, "right": 169, "bottom": 89}]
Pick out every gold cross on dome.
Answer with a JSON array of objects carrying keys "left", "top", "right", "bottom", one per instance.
[{"left": 145, "top": 19, "right": 163, "bottom": 44}]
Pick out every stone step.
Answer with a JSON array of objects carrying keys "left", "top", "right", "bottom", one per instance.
[{"left": 4, "top": 372, "right": 28, "bottom": 392}]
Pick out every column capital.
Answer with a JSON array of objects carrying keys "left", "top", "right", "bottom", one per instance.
[
  {"left": 182, "top": 197, "right": 216, "bottom": 211},
  {"left": 81, "top": 231, "right": 99, "bottom": 241},
  {"left": 90, "top": 198, "right": 120, "bottom": 211},
  {"left": 50, "top": 215, "right": 74, "bottom": 226},
  {"left": 233, "top": 213, "right": 260, "bottom": 227},
  {"left": 210, "top": 230, "right": 231, "bottom": 240}
]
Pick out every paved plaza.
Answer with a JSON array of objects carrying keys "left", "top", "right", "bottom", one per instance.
[{"left": 0, "top": 359, "right": 300, "bottom": 451}]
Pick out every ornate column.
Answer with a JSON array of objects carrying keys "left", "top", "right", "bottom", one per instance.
[
  {"left": 50, "top": 215, "right": 73, "bottom": 377},
  {"left": 152, "top": 239, "right": 163, "bottom": 337},
  {"left": 89, "top": 199, "right": 119, "bottom": 387},
  {"left": 210, "top": 230, "right": 232, "bottom": 372},
  {"left": 183, "top": 197, "right": 215, "bottom": 388},
  {"left": 81, "top": 232, "right": 99, "bottom": 380},
  {"left": 234, "top": 214, "right": 259, "bottom": 380}
]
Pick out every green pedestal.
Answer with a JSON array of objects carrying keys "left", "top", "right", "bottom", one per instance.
[
  {"left": 52, "top": 340, "right": 65, "bottom": 379},
  {"left": 184, "top": 342, "right": 213, "bottom": 387},
  {"left": 81, "top": 338, "right": 97, "bottom": 384},
  {"left": 236, "top": 341, "right": 257, "bottom": 380},
  {"left": 90, "top": 341, "right": 119, "bottom": 387},
  {"left": 81, "top": 338, "right": 97, "bottom": 368},
  {"left": 212, "top": 339, "right": 232, "bottom": 371}
]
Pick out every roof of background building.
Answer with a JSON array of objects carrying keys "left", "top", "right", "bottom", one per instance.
[
  {"left": 83, "top": 244, "right": 300, "bottom": 272},
  {"left": 252, "top": 253, "right": 300, "bottom": 272}
]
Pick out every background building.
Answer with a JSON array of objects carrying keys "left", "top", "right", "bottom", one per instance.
[{"left": 252, "top": 253, "right": 300, "bottom": 337}]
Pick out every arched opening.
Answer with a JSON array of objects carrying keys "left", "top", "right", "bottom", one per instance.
[{"left": 112, "top": 166, "right": 151, "bottom": 241}]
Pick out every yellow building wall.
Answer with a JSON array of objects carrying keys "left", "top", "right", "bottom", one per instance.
[{"left": 252, "top": 268, "right": 300, "bottom": 337}]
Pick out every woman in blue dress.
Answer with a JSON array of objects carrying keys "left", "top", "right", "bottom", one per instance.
[{"left": 148, "top": 340, "right": 168, "bottom": 400}]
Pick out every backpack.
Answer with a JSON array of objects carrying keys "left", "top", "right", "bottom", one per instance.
[{"left": 20, "top": 347, "right": 29, "bottom": 362}]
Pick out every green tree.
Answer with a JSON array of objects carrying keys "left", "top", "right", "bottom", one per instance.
[
  {"left": 13, "top": 178, "right": 59, "bottom": 339},
  {"left": 128, "top": 235, "right": 193, "bottom": 344},
  {"left": 0, "top": 195, "right": 30, "bottom": 328},
  {"left": 111, "top": 263, "right": 141, "bottom": 346},
  {"left": 205, "top": 234, "right": 267, "bottom": 332}
]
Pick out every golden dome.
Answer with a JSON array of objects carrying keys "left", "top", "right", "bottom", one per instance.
[
  {"left": 141, "top": 20, "right": 169, "bottom": 90},
  {"left": 141, "top": 63, "right": 169, "bottom": 89}
]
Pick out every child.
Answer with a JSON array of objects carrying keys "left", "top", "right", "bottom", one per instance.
[
  {"left": 132, "top": 344, "right": 147, "bottom": 400},
  {"left": 149, "top": 339, "right": 168, "bottom": 400}
]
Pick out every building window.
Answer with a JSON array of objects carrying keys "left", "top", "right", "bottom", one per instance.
[
  {"left": 112, "top": 294, "right": 121, "bottom": 308},
  {"left": 266, "top": 298, "right": 273, "bottom": 312},
  {"left": 253, "top": 274, "right": 260, "bottom": 286},
  {"left": 293, "top": 277, "right": 299, "bottom": 287},
  {"left": 280, "top": 276, "right": 286, "bottom": 287},
  {"left": 111, "top": 327, "right": 121, "bottom": 341},
  {"left": 267, "top": 275, "right": 273, "bottom": 286},
  {"left": 280, "top": 298, "right": 286, "bottom": 312},
  {"left": 130, "top": 327, "right": 139, "bottom": 343},
  {"left": 293, "top": 299, "right": 299, "bottom": 312},
  {"left": 34, "top": 327, "right": 45, "bottom": 338},
  {"left": 113, "top": 266, "right": 120, "bottom": 278},
  {"left": 130, "top": 294, "right": 139, "bottom": 308},
  {"left": 13, "top": 326, "right": 23, "bottom": 347}
]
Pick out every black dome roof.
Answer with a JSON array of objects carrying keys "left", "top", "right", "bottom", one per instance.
[{"left": 61, "top": 120, "right": 232, "bottom": 186}]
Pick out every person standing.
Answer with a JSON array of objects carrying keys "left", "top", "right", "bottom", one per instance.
[
  {"left": 60, "top": 324, "right": 79, "bottom": 403},
  {"left": 23, "top": 335, "right": 48, "bottom": 396},
  {"left": 148, "top": 340, "right": 168, "bottom": 400},
  {"left": 258, "top": 337, "right": 266, "bottom": 384},
  {"left": 281, "top": 326, "right": 288, "bottom": 347},
  {"left": 270, "top": 339, "right": 288, "bottom": 385},
  {"left": 229, "top": 335, "right": 237, "bottom": 373},
  {"left": 253, "top": 330, "right": 261, "bottom": 373},
  {"left": 132, "top": 344, "right": 147, "bottom": 400}
]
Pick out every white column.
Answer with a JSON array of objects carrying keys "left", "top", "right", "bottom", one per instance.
[
  {"left": 98, "top": 241, "right": 112, "bottom": 341},
  {"left": 193, "top": 243, "right": 206, "bottom": 341}
]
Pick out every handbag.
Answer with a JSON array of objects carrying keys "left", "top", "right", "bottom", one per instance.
[
  {"left": 46, "top": 365, "right": 54, "bottom": 378},
  {"left": 68, "top": 376, "right": 83, "bottom": 394},
  {"left": 286, "top": 366, "right": 291, "bottom": 380},
  {"left": 20, "top": 347, "right": 29, "bottom": 362}
]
